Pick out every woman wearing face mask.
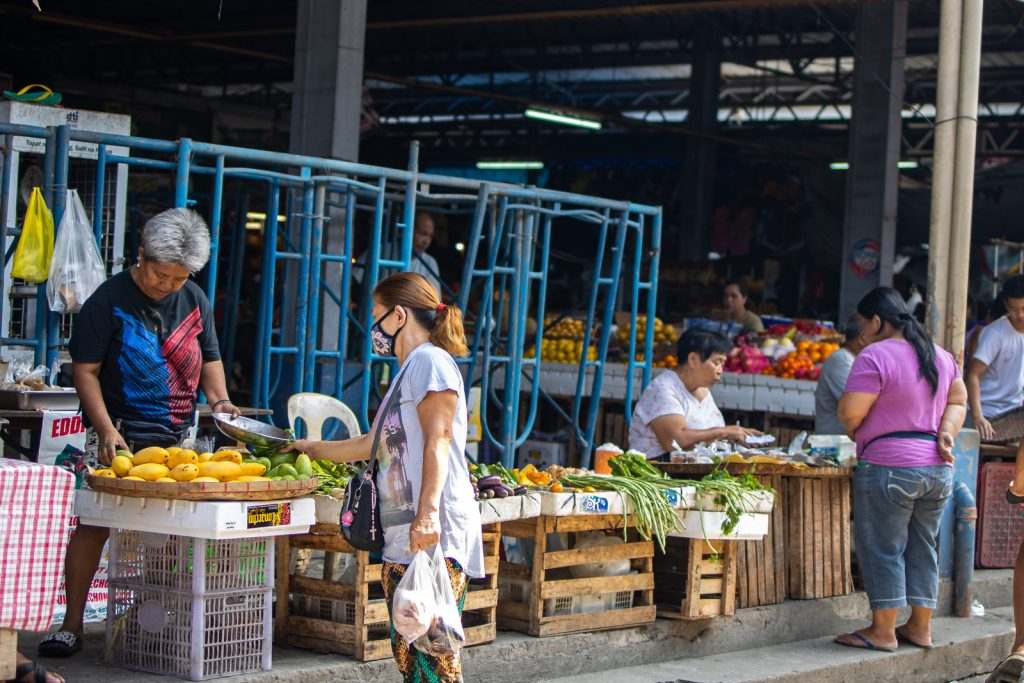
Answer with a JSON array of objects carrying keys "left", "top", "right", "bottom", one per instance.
[
  {"left": 292, "top": 272, "right": 481, "bottom": 683},
  {"left": 833, "top": 287, "right": 967, "bottom": 653}
]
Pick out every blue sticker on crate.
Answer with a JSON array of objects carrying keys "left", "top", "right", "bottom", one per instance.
[
  {"left": 577, "top": 495, "right": 609, "bottom": 514},
  {"left": 246, "top": 502, "right": 292, "bottom": 529},
  {"left": 663, "top": 489, "right": 680, "bottom": 506}
]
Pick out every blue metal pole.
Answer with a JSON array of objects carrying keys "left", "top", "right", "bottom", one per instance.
[
  {"left": 174, "top": 138, "right": 193, "bottom": 208},
  {"left": 623, "top": 213, "right": 645, "bottom": 415},
  {"left": 572, "top": 211, "right": 610, "bottom": 433},
  {"left": 221, "top": 188, "right": 247, "bottom": 371},
  {"left": 253, "top": 182, "right": 280, "bottom": 409},
  {"left": 335, "top": 188, "right": 357, "bottom": 398},
  {"left": 457, "top": 184, "right": 490, "bottom": 312},
  {"left": 580, "top": 214, "right": 630, "bottom": 466},
  {"left": 399, "top": 141, "right": 419, "bottom": 267},
  {"left": 34, "top": 127, "right": 57, "bottom": 365},
  {"left": 641, "top": 209, "right": 662, "bottom": 394},
  {"left": 357, "top": 177, "right": 389, "bottom": 431},
  {"left": 92, "top": 144, "right": 107, "bottom": 246},
  {"left": 0, "top": 133, "right": 14, "bottom": 353},
  {"left": 293, "top": 168, "right": 314, "bottom": 397},
  {"left": 304, "top": 179, "right": 325, "bottom": 392},
  {"left": 499, "top": 210, "right": 530, "bottom": 466},
  {"left": 205, "top": 154, "right": 225, "bottom": 296}
]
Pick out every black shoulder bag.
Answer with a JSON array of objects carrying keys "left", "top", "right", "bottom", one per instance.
[{"left": 340, "top": 367, "right": 406, "bottom": 552}]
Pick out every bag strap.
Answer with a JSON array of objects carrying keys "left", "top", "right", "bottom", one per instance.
[
  {"left": 863, "top": 430, "right": 937, "bottom": 452},
  {"left": 366, "top": 364, "right": 409, "bottom": 472}
]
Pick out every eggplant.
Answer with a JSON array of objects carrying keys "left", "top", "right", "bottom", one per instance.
[
  {"left": 479, "top": 489, "right": 495, "bottom": 499},
  {"left": 477, "top": 475, "right": 503, "bottom": 489},
  {"left": 492, "top": 484, "right": 513, "bottom": 498},
  {"left": 513, "top": 486, "right": 528, "bottom": 496}
]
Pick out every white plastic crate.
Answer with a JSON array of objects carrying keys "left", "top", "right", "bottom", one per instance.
[
  {"left": 670, "top": 510, "right": 770, "bottom": 541},
  {"left": 109, "top": 530, "right": 274, "bottom": 594},
  {"left": 499, "top": 576, "right": 635, "bottom": 617},
  {"left": 75, "top": 490, "right": 315, "bottom": 539},
  {"left": 289, "top": 594, "right": 389, "bottom": 640},
  {"left": 106, "top": 581, "right": 271, "bottom": 681}
]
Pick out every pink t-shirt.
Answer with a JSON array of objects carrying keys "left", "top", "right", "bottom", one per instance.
[{"left": 844, "top": 338, "right": 959, "bottom": 468}]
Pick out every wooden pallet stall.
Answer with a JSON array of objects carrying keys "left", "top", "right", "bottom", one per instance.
[
  {"left": 276, "top": 522, "right": 501, "bottom": 661},
  {"left": 654, "top": 537, "right": 737, "bottom": 620},
  {"left": 735, "top": 473, "right": 786, "bottom": 608},
  {"left": 785, "top": 472, "right": 853, "bottom": 599},
  {"left": 497, "top": 514, "right": 656, "bottom": 637}
]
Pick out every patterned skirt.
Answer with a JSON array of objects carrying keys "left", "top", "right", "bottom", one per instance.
[{"left": 381, "top": 557, "right": 469, "bottom": 683}]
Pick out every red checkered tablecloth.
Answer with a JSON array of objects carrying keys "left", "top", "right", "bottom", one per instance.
[{"left": 0, "top": 459, "right": 75, "bottom": 631}]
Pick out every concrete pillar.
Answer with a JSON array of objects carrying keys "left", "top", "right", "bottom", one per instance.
[
  {"left": 838, "top": 0, "right": 908, "bottom": 319},
  {"left": 677, "top": 22, "right": 721, "bottom": 261},
  {"left": 290, "top": 0, "right": 366, "bottom": 161},
  {"left": 289, "top": 0, "right": 367, "bottom": 384}
]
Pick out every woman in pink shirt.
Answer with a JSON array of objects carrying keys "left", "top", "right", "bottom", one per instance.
[{"left": 834, "top": 288, "right": 968, "bottom": 653}]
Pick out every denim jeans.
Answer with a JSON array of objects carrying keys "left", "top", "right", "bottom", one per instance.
[{"left": 853, "top": 463, "right": 953, "bottom": 610}]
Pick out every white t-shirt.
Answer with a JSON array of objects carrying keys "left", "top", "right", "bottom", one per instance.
[
  {"left": 628, "top": 370, "right": 725, "bottom": 458},
  {"left": 973, "top": 316, "right": 1024, "bottom": 418},
  {"left": 374, "top": 343, "right": 484, "bottom": 577}
]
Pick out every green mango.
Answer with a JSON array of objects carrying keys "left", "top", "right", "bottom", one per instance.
[
  {"left": 255, "top": 456, "right": 273, "bottom": 472},
  {"left": 281, "top": 474, "right": 297, "bottom": 481},
  {"left": 294, "top": 453, "right": 313, "bottom": 477},
  {"left": 269, "top": 452, "right": 297, "bottom": 468},
  {"left": 268, "top": 463, "right": 298, "bottom": 479}
]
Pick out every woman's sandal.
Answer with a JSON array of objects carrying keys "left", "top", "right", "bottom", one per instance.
[
  {"left": 35, "top": 631, "right": 81, "bottom": 658},
  {"left": 987, "top": 653, "right": 1024, "bottom": 683},
  {"left": 1006, "top": 486, "right": 1024, "bottom": 505},
  {"left": 834, "top": 632, "right": 897, "bottom": 653},
  {"left": 5, "top": 661, "right": 65, "bottom": 683}
]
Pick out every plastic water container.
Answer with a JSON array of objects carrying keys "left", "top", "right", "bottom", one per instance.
[{"left": 105, "top": 529, "right": 274, "bottom": 680}]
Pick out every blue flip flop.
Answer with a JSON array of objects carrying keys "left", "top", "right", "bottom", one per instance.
[{"left": 834, "top": 632, "right": 897, "bottom": 653}]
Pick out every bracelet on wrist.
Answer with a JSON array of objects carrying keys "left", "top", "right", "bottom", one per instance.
[{"left": 211, "top": 399, "right": 232, "bottom": 412}]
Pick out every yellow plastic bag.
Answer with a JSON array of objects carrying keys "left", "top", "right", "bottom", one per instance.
[{"left": 11, "top": 187, "right": 54, "bottom": 283}]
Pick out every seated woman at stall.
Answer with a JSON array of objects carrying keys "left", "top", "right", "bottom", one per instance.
[
  {"left": 834, "top": 287, "right": 966, "bottom": 653},
  {"left": 38, "top": 209, "right": 239, "bottom": 659},
  {"left": 628, "top": 328, "right": 760, "bottom": 458},
  {"left": 724, "top": 281, "right": 764, "bottom": 334}
]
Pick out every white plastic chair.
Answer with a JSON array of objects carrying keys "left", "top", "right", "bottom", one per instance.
[{"left": 287, "top": 393, "right": 362, "bottom": 440}]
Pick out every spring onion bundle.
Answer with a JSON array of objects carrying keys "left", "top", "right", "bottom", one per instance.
[{"left": 559, "top": 473, "right": 680, "bottom": 551}]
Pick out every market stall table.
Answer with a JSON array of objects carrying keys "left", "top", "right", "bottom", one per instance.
[{"left": 656, "top": 463, "right": 854, "bottom": 602}]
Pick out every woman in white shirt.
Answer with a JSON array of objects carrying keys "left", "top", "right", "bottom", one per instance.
[
  {"left": 294, "top": 272, "right": 480, "bottom": 683},
  {"left": 629, "top": 328, "right": 760, "bottom": 458}
]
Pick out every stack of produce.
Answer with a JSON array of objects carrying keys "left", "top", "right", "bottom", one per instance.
[
  {"left": 723, "top": 341, "right": 772, "bottom": 374},
  {"left": 615, "top": 315, "right": 680, "bottom": 367},
  {"left": 469, "top": 462, "right": 527, "bottom": 499},
  {"left": 524, "top": 338, "right": 598, "bottom": 363},
  {"left": 90, "top": 445, "right": 317, "bottom": 487}
]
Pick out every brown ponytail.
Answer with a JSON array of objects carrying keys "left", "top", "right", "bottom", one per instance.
[{"left": 373, "top": 272, "right": 469, "bottom": 357}]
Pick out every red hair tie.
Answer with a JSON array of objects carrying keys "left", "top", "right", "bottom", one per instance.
[{"left": 436, "top": 303, "right": 447, "bottom": 313}]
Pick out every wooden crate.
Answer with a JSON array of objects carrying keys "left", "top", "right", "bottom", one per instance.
[
  {"left": 276, "top": 523, "right": 501, "bottom": 661},
  {"left": 786, "top": 476, "right": 853, "bottom": 599},
  {"left": 654, "top": 537, "right": 737, "bottom": 619},
  {"left": 735, "top": 474, "right": 786, "bottom": 608},
  {"left": 497, "top": 514, "right": 656, "bottom": 637}
]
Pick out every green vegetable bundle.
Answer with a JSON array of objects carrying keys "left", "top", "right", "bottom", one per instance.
[
  {"left": 311, "top": 458, "right": 356, "bottom": 495},
  {"left": 559, "top": 473, "right": 680, "bottom": 552}
]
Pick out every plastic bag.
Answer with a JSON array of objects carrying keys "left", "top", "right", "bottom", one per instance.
[
  {"left": 47, "top": 189, "right": 106, "bottom": 314},
  {"left": 11, "top": 186, "right": 54, "bottom": 283},
  {"left": 413, "top": 545, "right": 466, "bottom": 657},
  {"left": 391, "top": 550, "right": 437, "bottom": 643}
]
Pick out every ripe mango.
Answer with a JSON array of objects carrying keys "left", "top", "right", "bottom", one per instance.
[
  {"left": 192, "top": 476, "right": 221, "bottom": 483},
  {"left": 128, "top": 463, "right": 170, "bottom": 481},
  {"left": 197, "top": 460, "right": 242, "bottom": 482},
  {"left": 166, "top": 446, "right": 183, "bottom": 457},
  {"left": 122, "top": 476, "right": 145, "bottom": 481},
  {"left": 92, "top": 468, "right": 117, "bottom": 478},
  {"left": 170, "top": 463, "right": 199, "bottom": 482},
  {"left": 239, "top": 462, "right": 267, "bottom": 477},
  {"left": 235, "top": 475, "right": 270, "bottom": 482},
  {"left": 198, "top": 451, "right": 216, "bottom": 463},
  {"left": 133, "top": 447, "right": 169, "bottom": 465},
  {"left": 213, "top": 450, "right": 243, "bottom": 465},
  {"left": 111, "top": 455, "right": 133, "bottom": 477},
  {"left": 155, "top": 477, "right": 177, "bottom": 483},
  {"left": 167, "top": 449, "right": 198, "bottom": 469}
]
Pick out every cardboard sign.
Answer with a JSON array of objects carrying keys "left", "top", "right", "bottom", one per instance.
[{"left": 38, "top": 411, "right": 87, "bottom": 465}]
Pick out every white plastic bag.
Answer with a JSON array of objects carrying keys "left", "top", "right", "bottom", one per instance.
[
  {"left": 413, "top": 545, "right": 466, "bottom": 657},
  {"left": 47, "top": 189, "right": 106, "bottom": 314},
  {"left": 391, "top": 550, "right": 437, "bottom": 643}
]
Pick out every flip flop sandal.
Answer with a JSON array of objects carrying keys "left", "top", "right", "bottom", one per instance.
[
  {"left": 834, "top": 632, "right": 897, "bottom": 653},
  {"left": 36, "top": 631, "right": 81, "bottom": 658},
  {"left": 1007, "top": 488, "right": 1024, "bottom": 505},
  {"left": 895, "top": 628, "right": 934, "bottom": 650},
  {"left": 987, "top": 653, "right": 1024, "bottom": 683}
]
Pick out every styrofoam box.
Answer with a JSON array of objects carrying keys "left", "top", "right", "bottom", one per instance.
[
  {"left": 478, "top": 495, "right": 524, "bottom": 525},
  {"left": 696, "top": 490, "right": 775, "bottom": 514},
  {"left": 520, "top": 491, "right": 542, "bottom": 519},
  {"left": 314, "top": 494, "right": 343, "bottom": 526},
  {"left": 663, "top": 486, "right": 698, "bottom": 510},
  {"left": 540, "top": 491, "right": 631, "bottom": 516},
  {"left": 670, "top": 510, "right": 770, "bottom": 541},
  {"left": 517, "top": 440, "right": 569, "bottom": 470},
  {"left": 75, "top": 490, "right": 315, "bottom": 540}
]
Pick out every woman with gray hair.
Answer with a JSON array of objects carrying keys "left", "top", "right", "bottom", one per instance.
[{"left": 38, "top": 208, "right": 239, "bottom": 659}]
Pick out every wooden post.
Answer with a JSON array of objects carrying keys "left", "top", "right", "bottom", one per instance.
[
  {"left": 274, "top": 536, "right": 292, "bottom": 639},
  {"left": 0, "top": 628, "right": 16, "bottom": 680}
]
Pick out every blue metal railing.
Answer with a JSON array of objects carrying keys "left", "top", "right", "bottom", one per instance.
[{"left": 0, "top": 121, "right": 661, "bottom": 467}]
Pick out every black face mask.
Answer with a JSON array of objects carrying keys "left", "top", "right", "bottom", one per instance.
[{"left": 370, "top": 308, "right": 404, "bottom": 357}]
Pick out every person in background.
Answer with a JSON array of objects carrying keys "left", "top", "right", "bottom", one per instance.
[
  {"left": 834, "top": 287, "right": 966, "bottom": 653},
  {"left": 965, "top": 298, "right": 1004, "bottom": 369},
  {"left": 353, "top": 211, "right": 442, "bottom": 295},
  {"left": 292, "top": 272, "right": 481, "bottom": 683},
  {"left": 967, "top": 276, "right": 1024, "bottom": 441},
  {"left": 814, "top": 317, "right": 867, "bottom": 434},
  {"left": 37, "top": 209, "right": 239, "bottom": 658},
  {"left": 629, "top": 328, "right": 760, "bottom": 458},
  {"left": 724, "top": 281, "right": 764, "bottom": 334}
]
